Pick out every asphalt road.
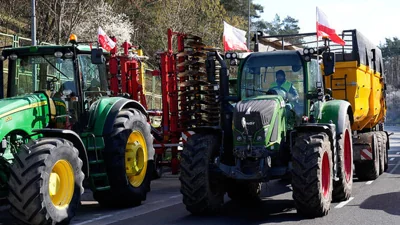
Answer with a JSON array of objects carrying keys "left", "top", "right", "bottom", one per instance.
[{"left": 1, "top": 126, "right": 400, "bottom": 225}]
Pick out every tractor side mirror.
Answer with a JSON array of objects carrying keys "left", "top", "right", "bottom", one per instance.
[
  {"left": 91, "top": 48, "right": 105, "bottom": 64},
  {"left": 322, "top": 52, "right": 335, "bottom": 76}
]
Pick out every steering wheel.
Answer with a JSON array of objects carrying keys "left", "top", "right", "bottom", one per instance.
[
  {"left": 46, "top": 75, "right": 59, "bottom": 92},
  {"left": 267, "top": 86, "right": 287, "bottom": 99}
]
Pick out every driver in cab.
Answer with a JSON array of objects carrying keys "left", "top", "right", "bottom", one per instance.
[{"left": 270, "top": 70, "right": 299, "bottom": 102}]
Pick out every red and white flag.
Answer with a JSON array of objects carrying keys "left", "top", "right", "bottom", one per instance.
[
  {"left": 316, "top": 7, "right": 345, "bottom": 46},
  {"left": 223, "top": 21, "right": 249, "bottom": 52},
  {"left": 98, "top": 26, "right": 116, "bottom": 51}
]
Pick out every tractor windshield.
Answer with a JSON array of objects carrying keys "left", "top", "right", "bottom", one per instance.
[
  {"left": 9, "top": 55, "right": 75, "bottom": 97},
  {"left": 240, "top": 51, "right": 305, "bottom": 113}
]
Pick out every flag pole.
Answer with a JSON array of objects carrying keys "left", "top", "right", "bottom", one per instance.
[{"left": 316, "top": 7, "right": 320, "bottom": 81}]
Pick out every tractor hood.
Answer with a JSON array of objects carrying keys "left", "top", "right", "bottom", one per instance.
[
  {"left": 0, "top": 93, "right": 50, "bottom": 140},
  {"left": 0, "top": 94, "right": 46, "bottom": 118}
]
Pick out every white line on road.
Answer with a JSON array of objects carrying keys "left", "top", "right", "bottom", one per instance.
[
  {"left": 72, "top": 194, "right": 182, "bottom": 225},
  {"left": 389, "top": 158, "right": 400, "bottom": 174},
  {"left": 335, "top": 197, "right": 354, "bottom": 208},
  {"left": 390, "top": 158, "right": 395, "bottom": 161},
  {"left": 73, "top": 215, "right": 113, "bottom": 225},
  {"left": 365, "top": 181, "right": 374, "bottom": 185}
]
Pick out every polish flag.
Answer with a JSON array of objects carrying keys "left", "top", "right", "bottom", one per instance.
[
  {"left": 98, "top": 26, "right": 116, "bottom": 51},
  {"left": 316, "top": 7, "right": 345, "bottom": 46},
  {"left": 223, "top": 21, "right": 249, "bottom": 52}
]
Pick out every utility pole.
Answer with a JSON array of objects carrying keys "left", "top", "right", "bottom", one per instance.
[
  {"left": 31, "top": 0, "right": 37, "bottom": 91},
  {"left": 247, "top": 0, "right": 251, "bottom": 49},
  {"left": 31, "top": 0, "right": 37, "bottom": 46}
]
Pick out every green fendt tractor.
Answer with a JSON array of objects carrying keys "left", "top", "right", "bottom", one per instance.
[
  {"left": 0, "top": 39, "right": 154, "bottom": 224},
  {"left": 180, "top": 44, "right": 354, "bottom": 217}
]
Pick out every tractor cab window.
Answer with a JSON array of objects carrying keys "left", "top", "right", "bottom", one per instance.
[
  {"left": 240, "top": 53, "right": 305, "bottom": 115},
  {"left": 9, "top": 55, "right": 75, "bottom": 97},
  {"left": 77, "top": 54, "right": 108, "bottom": 106}
]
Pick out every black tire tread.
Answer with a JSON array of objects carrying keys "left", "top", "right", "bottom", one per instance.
[
  {"left": 179, "top": 134, "right": 224, "bottom": 215},
  {"left": 332, "top": 115, "right": 353, "bottom": 202},
  {"left": 7, "top": 138, "right": 84, "bottom": 225},
  {"left": 292, "top": 132, "right": 332, "bottom": 218},
  {"left": 94, "top": 108, "right": 154, "bottom": 208},
  {"left": 355, "top": 133, "right": 380, "bottom": 181}
]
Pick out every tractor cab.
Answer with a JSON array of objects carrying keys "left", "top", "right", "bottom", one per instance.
[
  {"left": 239, "top": 51, "right": 310, "bottom": 123},
  {"left": 0, "top": 42, "right": 109, "bottom": 131}
]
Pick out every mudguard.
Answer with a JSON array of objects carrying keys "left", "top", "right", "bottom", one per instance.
[
  {"left": 86, "top": 97, "right": 147, "bottom": 137},
  {"left": 319, "top": 99, "right": 354, "bottom": 136},
  {"left": 32, "top": 128, "right": 89, "bottom": 178}
]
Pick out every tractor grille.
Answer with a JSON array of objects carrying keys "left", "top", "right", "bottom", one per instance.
[{"left": 233, "top": 100, "right": 277, "bottom": 134}]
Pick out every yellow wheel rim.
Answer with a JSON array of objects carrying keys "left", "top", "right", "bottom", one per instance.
[
  {"left": 125, "top": 130, "right": 148, "bottom": 187},
  {"left": 49, "top": 160, "right": 75, "bottom": 209}
]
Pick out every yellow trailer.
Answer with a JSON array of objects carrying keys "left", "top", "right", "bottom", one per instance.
[{"left": 323, "top": 29, "right": 389, "bottom": 180}]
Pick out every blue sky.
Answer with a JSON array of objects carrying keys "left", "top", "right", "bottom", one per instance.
[{"left": 253, "top": 0, "right": 398, "bottom": 46}]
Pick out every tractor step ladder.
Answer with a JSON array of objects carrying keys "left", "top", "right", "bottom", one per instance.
[{"left": 82, "top": 133, "right": 111, "bottom": 191}]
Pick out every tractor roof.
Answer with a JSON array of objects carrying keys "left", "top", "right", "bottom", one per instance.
[{"left": 1, "top": 44, "right": 109, "bottom": 57}]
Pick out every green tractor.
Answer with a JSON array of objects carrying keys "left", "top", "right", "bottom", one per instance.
[
  {"left": 0, "top": 41, "right": 154, "bottom": 224},
  {"left": 180, "top": 47, "right": 354, "bottom": 217}
]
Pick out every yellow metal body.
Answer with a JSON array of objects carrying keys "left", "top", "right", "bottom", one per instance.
[{"left": 324, "top": 61, "right": 386, "bottom": 131}]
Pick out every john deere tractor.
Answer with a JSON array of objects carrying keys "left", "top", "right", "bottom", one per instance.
[
  {"left": 0, "top": 37, "right": 154, "bottom": 224},
  {"left": 180, "top": 45, "right": 354, "bottom": 217}
]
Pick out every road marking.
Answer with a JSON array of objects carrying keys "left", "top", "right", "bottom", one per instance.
[
  {"left": 389, "top": 158, "right": 400, "bottom": 174},
  {"left": 73, "top": 215, "right": 113, "bottom": 225},
  {"left": 72, "top": 194, "right": 182, "bottom": 225},
  {"left": 390, "top": 158, "right": 395, "bottom": 161},
  {"left": 365, "top": 181, "right": 373, "bottom": 185},
  {"left": 335, "top": 197, "right": 354, "bottom": 209}
]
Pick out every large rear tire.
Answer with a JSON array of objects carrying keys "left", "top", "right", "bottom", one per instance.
[
  {"left": 376, "top": 132, "right": 385, "bottom": 175},
  {"left": 226, "top": 180, "right": 262, "bottom": 203},
  {"left": 292, "top": 132, "right": 333, "bottom": 217},
  {"left": 94, "top": 108, "right": 154, "bottom": 207},
  {"left": 7, "top": 138, "right": 84, "bottom": 225},
  {"left": 355, "top": 133, "right": 379, "bottom": 181},
  {"left": 179, "top": 134, "right": 225, "bottom": 215},
  {"left": 380, "top": 131, "right": 389, "bottom": 172},
  {"left": 333, "top": 115, "right": 353, "bottom": 202}
]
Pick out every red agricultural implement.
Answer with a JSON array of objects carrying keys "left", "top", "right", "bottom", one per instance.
[{"left": 107, "top": 29, "right": 216, "bottom": 177}]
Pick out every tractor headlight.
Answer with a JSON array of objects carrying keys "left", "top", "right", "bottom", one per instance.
[
  {"left": 0, "top": 55, "right": 5, "bottom": 61},
  {"left": 9, "top": 54, "right": 18, "bottom": 60},
  {"left": 65, "top": 52, "right": 74, "bottom": 58},
  {"left": 256, "top": 136, "right": 263, "bottom": 142},
  {"left": 303, "top": 48, "right": 309, "bottom": 55},
  {"left": 225, "top": 53, "right": 231, "bottom": 59},
  {"left": 231, "top": 52, "right": 237, "bottom": 59},
  {"left": 309, "top": 48, "right": 315, "bottom": 54},
  {"left": 236, "top": 135, "right": 243, "bottom": 142},
  {"left": 54, "top": 51, "right": 63, "bottom": 58}
]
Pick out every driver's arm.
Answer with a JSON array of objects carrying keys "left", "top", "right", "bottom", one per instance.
[{"left": 289, "top": 83, "right": 299, "bottom": 101}]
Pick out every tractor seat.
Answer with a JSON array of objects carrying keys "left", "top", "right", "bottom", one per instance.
[{"left": 44, "top": 90, "right": 57, "bottom": 121}]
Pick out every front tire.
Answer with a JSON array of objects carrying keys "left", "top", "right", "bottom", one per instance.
[
  {"left": 333, "top": 115, "right": 353, "bottom": 202},
  {"left": 7, "top": 138, "right": 84, "bottom": 225},
  {"left": 94, "top": 108, "right": 154, "bottom": 207},
  {"left": 179, "top": 134, "right": 225, "bottom": 215},
  {"left": 292, "top": 132, "right": 333, "bottom": 217}
]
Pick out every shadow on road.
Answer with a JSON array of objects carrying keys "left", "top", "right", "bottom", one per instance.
[
  {"left": 175, "top": 199, "right": 303, "bottom": 225},
  {"left": 359, "top": 192, "right": 400, "bottom": 216}
]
